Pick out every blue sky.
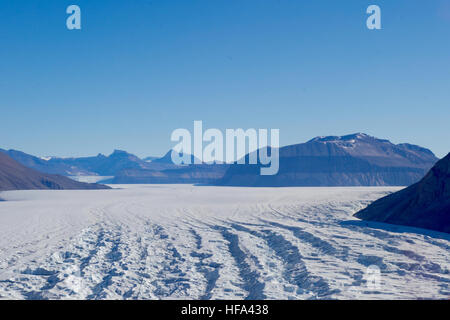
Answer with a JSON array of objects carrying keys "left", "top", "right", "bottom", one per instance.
[{"left": 1, "top": 0, "right": 449, "bottom": 158}]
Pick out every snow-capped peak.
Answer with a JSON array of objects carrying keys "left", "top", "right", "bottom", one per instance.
[{"left": 308, "top": 133, "right": 372, "bottom": 144}]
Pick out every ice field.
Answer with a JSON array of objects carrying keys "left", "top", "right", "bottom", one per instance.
[{"left": 0, "top": 185, "right": 448, "bottom": 299}]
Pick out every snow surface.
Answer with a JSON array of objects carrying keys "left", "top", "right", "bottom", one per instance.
[{"left": 0, "top": 185, "right": 448, "bottom": 300}]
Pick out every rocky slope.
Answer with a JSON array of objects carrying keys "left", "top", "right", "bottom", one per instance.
[
  {"left": 354, "top": 153, "right": 450, "bottom": 233},
  {"left": 0, "top": 152, "right": 110, "bottom": 191}
]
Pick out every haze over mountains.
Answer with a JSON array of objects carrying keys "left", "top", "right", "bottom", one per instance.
[
  {"left": 355, "top": 153, "right": 450, "bottom": 233},
  {"left": 1, "top": 133, "right": 440, "bottom": 186},
  {"left": 0, "top": 152, "right": 109, "bottom": 191}
]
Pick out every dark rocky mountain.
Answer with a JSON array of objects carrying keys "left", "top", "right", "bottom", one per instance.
[
  {"left": 217, "top": 133, "right": 438, "bottom": 187},
  {"left": 354, "top": 153, "right": 450, "bottom": 233},
  {"left": 0, "top": 152, "right": 110, "bottom": 191}
]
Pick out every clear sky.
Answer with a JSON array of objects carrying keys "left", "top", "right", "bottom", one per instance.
[{"left": 1, "top": 0, "right": 449, "bottom": 158}]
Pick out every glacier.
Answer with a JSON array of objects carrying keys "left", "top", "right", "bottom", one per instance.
[{"left": 0, "top": 185, "right": 448, "bottom": 299}]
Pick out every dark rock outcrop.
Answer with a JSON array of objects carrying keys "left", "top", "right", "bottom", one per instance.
[
  {"left": 0, "top": 152, "right": 110, "bottom": 191},
  {"left": 354, "top": 153, "right": 450, "bottom": 233}
]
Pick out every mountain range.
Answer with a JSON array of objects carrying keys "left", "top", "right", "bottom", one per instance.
[
  {"left": 0, "top": 149, "right": 153, "bottom": 176},
  {"left": 355, "top": 153, "right": 450, "bottom": 233},
  {"left": 1, "top": 133, "right": 440, "bottom": 186},
  {"left": 108, "top": 150, "right": 226, "bottom": 184},
  {"left": 0, "top": 152, "right": 109, "bottom": 191}
]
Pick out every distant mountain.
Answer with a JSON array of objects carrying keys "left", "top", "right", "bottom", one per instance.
[
  {"left": 0, "top": 149, "right": 88, "bottom": 176},
  {"left": 52, "top": 150, "right": 149, "bottom": 176},
  {"left": 109, "top": 150, "right": 228, "bottom": 184},
  {"left": 217, "top": 133, "right": 438, "bottom": 187},
  {"left": 0, "top": 152, "right": 110, "bottom": 191},
  {"left": 0, "top": 149, "right": 152, "bottom": 177},
  {"left": 0, "top": 149, "right": 204, "bottom": 183},
  {"left": 354, "top": 153, "right": 450, "bottom": 233}
]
